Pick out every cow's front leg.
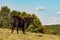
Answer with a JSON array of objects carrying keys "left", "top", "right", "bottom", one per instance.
[{"left": 22, "top": 26, "right": 26, "bottom": 34}]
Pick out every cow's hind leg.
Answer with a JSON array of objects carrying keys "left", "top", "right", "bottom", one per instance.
[
  {"left": 11, "top": 26, "right": 14, "bottom": 33},
  {"left": 16, "top": 26, "right": 18, "bottom": 34}
]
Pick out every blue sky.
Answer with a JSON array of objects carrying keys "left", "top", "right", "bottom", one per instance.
[{"left": 0, "top": 0, "right": 60, "bottom": 25}]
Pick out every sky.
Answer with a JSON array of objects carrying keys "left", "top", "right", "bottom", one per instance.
[{"left": 0, "top": 0, "right": 60, "bottom": 25}]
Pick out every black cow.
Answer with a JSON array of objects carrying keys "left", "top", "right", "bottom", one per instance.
[
  {"left": 11, "top": 16, "right": 25, "bottom": 34},
  {"left": 11, "top": 15, "right": 34, "bottom": 34}
]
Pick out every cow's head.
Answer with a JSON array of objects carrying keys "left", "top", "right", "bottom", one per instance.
[
  {"left": 24, "top": 17, "right": 35, "bottom": 24},
  {"left": 28, "top": 17, "right": 35, "bottom": 24}
]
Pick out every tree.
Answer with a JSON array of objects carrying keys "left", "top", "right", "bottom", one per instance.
[
  {"left": 21, "top": 11, "right": 31, "bottom": 18},
  {"left": 27, "top": 14, "right": 44, "bottom": 33},
  {"left": 10, "top": 10, "right": 21, "bottom": 17},
  {"left": 0, "top": 6, "right": 10, "bottom": 28}
]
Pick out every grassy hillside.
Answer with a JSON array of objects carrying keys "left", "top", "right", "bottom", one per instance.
[
  {"left": 44, "top": 25, "right": 60, "bottom": 32},
  {"left": 0, "top": 28, "right": 60, "bottom": 40},
  {"left": 44, "top": 25, "right": 60, "bottom": 35}
]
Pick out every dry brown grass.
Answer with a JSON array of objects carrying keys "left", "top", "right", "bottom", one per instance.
[{"left": 0, "top": 28, "right": 60, "bottom": 40}]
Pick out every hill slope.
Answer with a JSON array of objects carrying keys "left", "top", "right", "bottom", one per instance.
[
  {"left": 0, "top": 28, "right": 60, "bottom": 40},
  {"left": 44, "top": 25, "right": 60, "bottom": 32}
]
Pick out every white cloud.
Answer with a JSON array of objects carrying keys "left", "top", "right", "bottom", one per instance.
[
  {"left": 49, "top": 17, "right": 58, "bottom": 23},
  {"left": 36, "top": 7, "right": 46, "bottom": 10},
  {"left": 56, "top": 11, "right": 60, "bottom": 14}
]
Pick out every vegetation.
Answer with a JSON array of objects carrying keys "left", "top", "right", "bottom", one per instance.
[
  {"left": 44, "top": 24, "right": 60, "bottom": 35},
  {"left": 0, "top": 6, "right": 44, "bottom": 33},
  {"left": 0, "top": 28, "right": 60, "bottom": 40}
]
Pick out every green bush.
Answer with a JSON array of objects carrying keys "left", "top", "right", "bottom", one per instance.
[{"left": 27, "top": 24, "right": 44, "bottom": 33}]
